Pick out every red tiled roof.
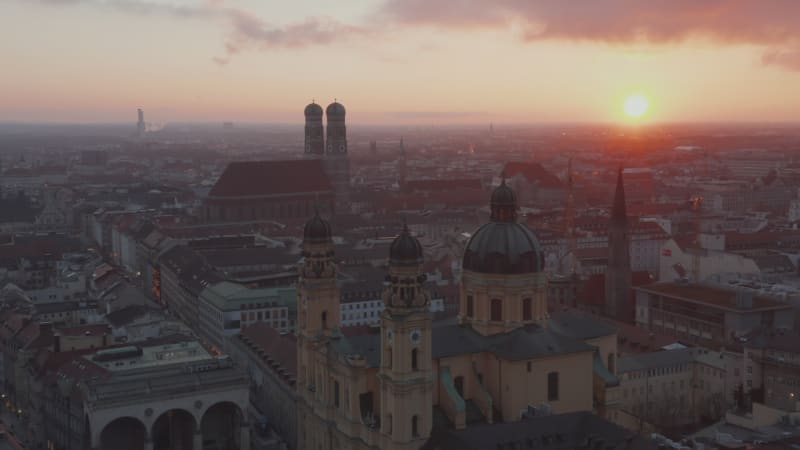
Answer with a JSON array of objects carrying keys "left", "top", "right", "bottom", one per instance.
[
  {"left": 209, "top": 160, "right": 333, "bottom": 198},
  {"left": 503, "top": 162, "right": 563, "bottom": 188},
  {"left": 238, "top": 322, "right": 297, "bottom": 383},
  {"left": 57, "top": 355, "right": 109, "bottom": 381}
]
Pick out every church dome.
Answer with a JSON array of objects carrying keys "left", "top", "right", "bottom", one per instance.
[
  {"left": 326, "top": 102, "right": 346, "bottom": 118},
  {"left": 303, "top": 210, "right": 331, "bottom": 244},
  {"left": 462, "top": 180, "right": 544, "bottom": 274},
  {"left": 304, "top": 102, "right": 323, "bottom": 118},
  {"left": 389, "top": 224, "right": 423, "bottom": 266}
]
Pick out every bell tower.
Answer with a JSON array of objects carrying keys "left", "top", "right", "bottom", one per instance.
[
  {"left": 296, "top": 209, "right": 339, "bottom": 430},
  {"left": 325, "top": 101, "right": 350, "bottom": 213},
  {"left": 297, "top": 209, "right": 339, "bottom": 336},
  {"left": 304, "top": 101, "right": 325, "bottom": 157},
  {"left": 379, "top": 225, "right": 433, "bottom": 450}
]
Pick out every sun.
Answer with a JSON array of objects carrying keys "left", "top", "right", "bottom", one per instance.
[{"left": 623, "top": 94, "right": 649, "bottom": 119}]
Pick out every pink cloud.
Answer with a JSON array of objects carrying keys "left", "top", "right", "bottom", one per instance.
[
  {"left": 379, "top": 0, "right": 800, "bottom": 45},
  {"left": 762, "top": 48, "right": 800, "bottom": 71},
  {"left": 379, "top": 0, "right": 800, "bottom": 71}
]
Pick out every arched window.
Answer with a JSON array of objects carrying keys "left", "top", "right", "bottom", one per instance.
[
  {"left": 411, "top": 348, "right": 418, "bottom": 371},
  {"left": 466, "top": 295, "right": 474, "bottom": 318},
  {"left": 547, "top": 372, "right": 559, "bottom": 401},
  {"left": 490, "top": 299, "right": 502, "bottom": 322},
  {"left": 411, "top": 415, "right": 419, "bottom": 437},
  {"left": 607, "top": 353, "right": 616, "bottom": 374},
  {"left": 321, "top": 311, "right": 328, "bottom": 330},
  {"left": 522, "top": 298, "right": 532, "bottom": 321}
]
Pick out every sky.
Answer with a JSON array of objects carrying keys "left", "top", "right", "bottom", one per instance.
[{"left": 2, "top": 0, "right": 800, "bottom": 125}]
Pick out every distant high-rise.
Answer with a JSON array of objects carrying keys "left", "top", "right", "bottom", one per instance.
[
  {"left": 605, "top": 167, "right": 632, "bottom": 322},
  {"left": 136, "top": 108, "right": 145, "bottom": 136},
  {"left": 304, "top": 101, "right": 324, "bottom": 156}
]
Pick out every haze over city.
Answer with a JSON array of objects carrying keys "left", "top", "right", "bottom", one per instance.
[
  {"left": 3, "top": 2, "right": 800, "bottom": 450},
  {"left": 3, "top": 0, "right": 800, "bottom": 124}
]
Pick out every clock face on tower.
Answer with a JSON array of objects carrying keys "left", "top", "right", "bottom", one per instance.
[{"left": 409, "top": 328, "right": 422, "bottom": 345}]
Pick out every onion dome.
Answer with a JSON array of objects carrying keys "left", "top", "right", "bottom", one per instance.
[
  {"left": 462, "top": 180, "right": 544, "bottom": 274},
  {"left": 326, "top": 101, "right": 346, "bottom": 118},
  {"left": 389, "top": 223, "right": 423, "bottom": 266},
  {"left": 304, "top": 102, "right": 323, "bottom": 118},
  {"left": 303, "top": 209, "right": 331, "bottom": 244}
]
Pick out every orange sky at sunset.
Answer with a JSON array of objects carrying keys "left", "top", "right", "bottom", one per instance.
[{"left": 2, "top": 0, "right": 800, "bottom": 124}]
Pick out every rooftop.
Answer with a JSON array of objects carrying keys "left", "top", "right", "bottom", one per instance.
[
  {"left": 208, "top": 160, "right": 333, "bottom": 198},
  {"left": 238, "top": 322, "right": 297, "bottom": 384},
  {"left": 422, "top": 411, "right": 656, "bottom": 450},
  {"left": 200, "top": 281, "right": 296, "bottom": 312},
  {"left": 635, "top": 282, "right": 790, "bottom": 312},
  {"left": 618, "top": 347, "right": 724, "bottom": 373}
]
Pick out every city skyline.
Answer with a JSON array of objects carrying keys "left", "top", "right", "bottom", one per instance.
[{"left": 3, "top": 0, "right": 800, "bottom": 124}]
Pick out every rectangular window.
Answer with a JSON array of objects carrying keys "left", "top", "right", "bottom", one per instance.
[
  {"left": 467, "top": 295, "right": 474, "bottom": 317},
  {"left": 334, "top": 381, "right": 340, "bottom": 408},
  {"left": 490, "top": 299, "right": 502, "bottom": 321},
  {"left": 547, "top": 372, "right": 559, "bottom": 401},
  {"left": 522, "top": 298, "right": 532, "bottom": 321}
]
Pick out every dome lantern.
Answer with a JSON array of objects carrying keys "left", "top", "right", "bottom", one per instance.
[{"left": 303, "top": 208, "right": 332, "bottom": 244}]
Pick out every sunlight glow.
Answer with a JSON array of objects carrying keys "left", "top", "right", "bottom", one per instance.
[{"left": 623, "top": 94, "right": 650, "bottom": 119}]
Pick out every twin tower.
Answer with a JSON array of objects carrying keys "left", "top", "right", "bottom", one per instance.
[
  {"left": 304, "top": 101, "right": 348, "bottom": 156},
  {"left": 304, "top": 101, "right": 350, "bottom": 211}
]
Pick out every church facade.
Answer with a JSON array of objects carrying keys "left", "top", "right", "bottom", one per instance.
[
  {"left": 296, "top": 181, "right": 620, "bottom": 450},
  {"left": 203, "top": 102, "right": 351, "bottom": 223}
]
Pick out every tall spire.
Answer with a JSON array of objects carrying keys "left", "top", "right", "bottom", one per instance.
[
  {"left": 566, "top": 158, "right": 576, "bottom": 274},
  {"left": 611, "top": 166, "right": 627, "bottom": 226}
]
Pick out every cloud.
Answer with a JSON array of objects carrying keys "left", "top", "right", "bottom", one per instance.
[
  {"left": 23, "top": 0, "right": 367, "bottom": 63},
  {"left": 20, "top": 0, "right": 800, "bottom": 71},
  {"left": 762, "top": 48, "right": 800, "bottom": 71},
  {"left": 29, "top": 0, "right": 217, "bottom": 18},
  {"left": 222, "top": 10, "right": 368, "bottom": 53},
  {"left": 378, "top": 0, "right": 800, "bottom": 71},
  {"left": 379, "top": 1, "right": 800, "bottom": 45}
]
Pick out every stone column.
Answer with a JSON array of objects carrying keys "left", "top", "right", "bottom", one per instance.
[
  {"left": 194, "top": 432, "right": 203, "bottom": 450},
  {"left": 240, "top": 424, "right": 251, "bottom": 450},
  {"left": 144, "top": 439, "right": 154, "bottom": 450}
]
